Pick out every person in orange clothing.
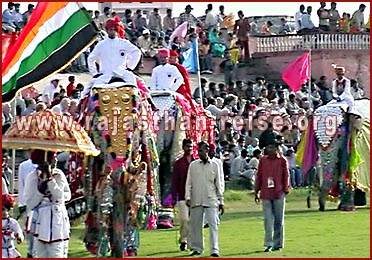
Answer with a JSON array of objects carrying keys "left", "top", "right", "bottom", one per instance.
[
  {"left": 338, "top": 12, "right": 350, "bottom": 33},
  {"left": 168, "top": 50, "right": 193, "bottom": 104}
]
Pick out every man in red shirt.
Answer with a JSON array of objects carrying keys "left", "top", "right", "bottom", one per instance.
[
  {"left": 254, "top": 141, "right": 290, "bottom": 252},
  {"left": 171, "top": 138, "right": 195, "bottom": 251},
  {"left": 66, "top": 75, "right": 76, "bottom": 97}
]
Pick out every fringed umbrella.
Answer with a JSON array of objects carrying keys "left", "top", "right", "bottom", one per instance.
[{"left": 2, "top": 109, "right": 100, "bottom": 156}]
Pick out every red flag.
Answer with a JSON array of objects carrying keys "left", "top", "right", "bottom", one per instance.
[{"left": 281, "top": 52, "right": 310, "bottom": 93}]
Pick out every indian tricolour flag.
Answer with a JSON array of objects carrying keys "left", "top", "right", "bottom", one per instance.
[{"left": 2, "top": 2, "right": 99, "bottom": 103}]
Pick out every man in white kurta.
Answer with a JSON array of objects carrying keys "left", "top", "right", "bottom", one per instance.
[
  {"left": 86, "top": 18, "right": 141, "bottom": 90},
  {"left": 17, "top": 153, "right": 37, "bottom": 257},
  {"left": 23, "top": 150, "right": 71, "bottom": 258},
  {"left": 42, "top": 76, "right": 60, "bottom": 107},
  {"left": 150, "top": 49, "right": 184, "bottom": 91},
  {"left": 185, "top": 142, "right": 224, "bottom": 257},
  {"left": 329, "top": 66, "right": 354, "bottom": 110}
]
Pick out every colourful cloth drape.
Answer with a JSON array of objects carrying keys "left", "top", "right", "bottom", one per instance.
[
  {"left": 302, "top": 121, "right": 319, "bottom": 178},
  {"left": 349, "top": 121, "right": 370, "bottom": 191}
]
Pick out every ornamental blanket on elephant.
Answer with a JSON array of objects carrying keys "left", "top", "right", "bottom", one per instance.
[
  {"left": 301, "top": 99, "right": 370, "bottom": 211},
  {"left": 83, "top": 81, "right": 159, "bottom": 257}
]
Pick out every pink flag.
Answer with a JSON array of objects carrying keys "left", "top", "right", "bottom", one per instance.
[
  {"left": 170, "top": 22, "right": 188, "bottom": 42},
  {"left": 281, "top": 52, "right": 310, "bottom": 93}
]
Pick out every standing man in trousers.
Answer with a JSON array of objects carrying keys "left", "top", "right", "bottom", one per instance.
[
  {"left": 185, "top": 142, "right": 224, "bottom": 257},
  {"left": 254, "top": 141, "right": 290, "bottom": 252},
  {"left": 171, "top": 139, "right": 195, "bottom": 251}
]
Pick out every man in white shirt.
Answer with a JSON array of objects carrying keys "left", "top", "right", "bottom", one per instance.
[
  {"left": 205, "top": 4, "right": 220, "bottom": 30},
  {"left": 42, "top": 76, "right": 61, "bottom": 106},
  {"left": 2, "top": 2, "right": 16, "bottom": 32},
  {"left": 87, "top": 18, "right": 141, "bottom": 86},
  {"left": 330, "top": 66, "right": 354, "bottom": 110},
  {"left": 18, "top": 152, "right": 37, "bottom": 210},
  {"left": 17, "top": 152, "right": 37, "bottom": 258},
  {"left": 209, "top": 143, "right": 225, "bottom": 193},
  {"left": 185, "top": 142, "right": 224, "bottom": 257},
  {"left": 294, "top": 5, "right": 305, "bottom": 31},
  {"left": 51, "top": 98, "right": 71, "bottom": 115},
  {"left": 350, "top": 4, "right": 366, "bottom": 31},
  {"left": 150, "top": 49, "right": 184, "bottom": 91},
  {"left": 230, "top": 149, "right": 249, "bottom": 179},
  {"left": 300, "top": 6, "right": 315, "bottom": 30}
]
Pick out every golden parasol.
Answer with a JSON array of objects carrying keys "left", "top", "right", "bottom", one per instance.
[{"left": 2, "top": 109, "right": 100, "bottom": 156}]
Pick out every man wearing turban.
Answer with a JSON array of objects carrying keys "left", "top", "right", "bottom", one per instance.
[
  {"left": 168, "top": 50, "right": 193, "bottom": 104},
  {"left": 86, "top": 18, "right": 141, "bottom": 89},
  {"left": 23, "top": 150, "right": 71, "bottom": 258},
  {"left": 150, "top": 49, "right": 184, "bottom": 91},
  {"left": 330, "top": 66, "right": 354, "bottom": 110}
]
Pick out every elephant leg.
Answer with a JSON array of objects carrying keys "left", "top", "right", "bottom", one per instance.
[
  {"left": 318, "top": 178, "right": 332, "bottom": 211},
  {"left": 339, "top": 184, "right": 356, "bottom": 211}
]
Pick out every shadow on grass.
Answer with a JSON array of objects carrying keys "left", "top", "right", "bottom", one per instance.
[
  {"left": 145, "top": 250, "right": 183, "bottom": 256},
  {"left": 221, "top": 249, "right": 266, "bottom": 257},
  {"left": 221, "top": 206, "right": 370, "bottom": 222}
]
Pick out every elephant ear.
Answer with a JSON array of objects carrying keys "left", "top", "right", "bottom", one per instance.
[{"left": 314, "top": 104, "right": 344, "bottom": 149}]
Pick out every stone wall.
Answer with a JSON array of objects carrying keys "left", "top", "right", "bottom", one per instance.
[{"left": 250, "top": 49, "right": 370, "bottom": 97}]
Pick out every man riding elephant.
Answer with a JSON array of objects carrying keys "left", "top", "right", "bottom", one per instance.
[
  {"left": 82, "top": 18, "right": 141, "bottom": 97},
  {"left": 329, "top": 66, "right": 354, "bottom": 111},
  {"left": 149, "top": 49, "right": 184, "bottom": 92}
]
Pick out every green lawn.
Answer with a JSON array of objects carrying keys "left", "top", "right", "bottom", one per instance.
[{"left": 16, "top": 189, "right": 370, "bottom": 258}]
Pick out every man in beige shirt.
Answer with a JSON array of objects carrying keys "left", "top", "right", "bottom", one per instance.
[
  {"left": 163, "top": 9, "right": 175, "bottom": 33},
  {"left": 185, "top": 142, "right": 224, "bottom": 257}
]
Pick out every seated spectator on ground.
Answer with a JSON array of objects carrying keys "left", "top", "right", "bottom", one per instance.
[
  {"left": 138, "top": 29, "right": 152, "bottom": 57},
  {"left": 206, "top": 82, "right": 219, "bottom": 98},
  {"left": 35, "top": 102, "right": 47, "bottom": 112},
  {"left": 193, "top": 78, "right": 208, "bottom": 100},
  {"left": 230, "top": 149, "right": 249, "bottom": 180},
  {"left": 22, "top": 99, "right": 36, "bottom": 116},
  {"left": 50, "top": 92, "right": 61, "bottom": 108},
  {"left": 52, "top": 97, "right": 70, "bottom": 115}
]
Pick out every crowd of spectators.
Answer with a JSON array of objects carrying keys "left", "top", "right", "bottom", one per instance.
[
  {"left": 1, "top": 2, "right": 369, "bottom": 192},
  {"left": 295, "top": 3, "right": 369, "bottom": 34},
  {"left": 68, "top": 2, "right": 369, "bottom": 71},
  {"left": 2, "top": 2, "right": 34, "bottom": 32},
  {"left": 190, "top": 73, "right": 364, "bottom": 187}
]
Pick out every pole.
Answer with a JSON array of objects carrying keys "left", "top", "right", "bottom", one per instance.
[
  {"left": 11, "top": 99, "right": 16, "bottom": 194},
  {"left": 195, "top": 38, "right": 203, "bottom": 107},
  {"left": 308, "top": 48, "right": 312, "bottom": 111}
]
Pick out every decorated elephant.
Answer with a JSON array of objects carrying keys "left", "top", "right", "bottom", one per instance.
[
  {"left": 297, "top": 99, "right": 370, "bottom": 211},
  {"left": 80, "top": 77, "right": 160, "bottom": 257}
]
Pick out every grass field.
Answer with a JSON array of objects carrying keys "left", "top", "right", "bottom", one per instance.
[{"left": 15, "top": 189, "right": 370, "bottom": 258}]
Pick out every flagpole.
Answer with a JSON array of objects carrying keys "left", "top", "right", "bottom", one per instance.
[
  {"left": 11, "top": 99, "right": 16, "bottom": 194},
  {"left": 308, "top": 48, "right": 312, "bottom": 111},
  {"left": 195, "top": 38, "right": 203, "bottom": 108},
  {"left": 308, "top": 36, "right": 314, "bottom": 112}
]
